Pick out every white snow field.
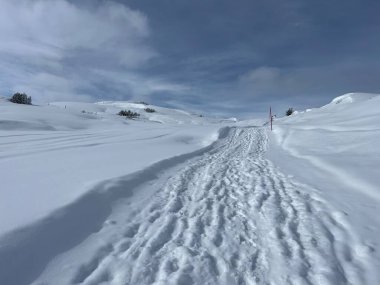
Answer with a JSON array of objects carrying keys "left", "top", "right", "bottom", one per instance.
[{"left": 0, "top": 93, "right": 379, "bottom": 284}]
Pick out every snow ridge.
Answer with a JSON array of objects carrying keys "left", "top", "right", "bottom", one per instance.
[{"left": 327, "top": 92, "right": 377, "bottom": 106}]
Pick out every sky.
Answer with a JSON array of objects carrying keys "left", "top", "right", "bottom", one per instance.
[{"left": 0, "top": 0, "right": 379, "bottom": 118}]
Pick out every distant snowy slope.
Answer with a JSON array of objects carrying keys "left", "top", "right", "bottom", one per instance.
[
  {"left": 95, "top": 101, "right": 235, "bottom": 125},
  {"left": 0, "top": 99, "right": 97, "bottom": 131},
  {"left": 0, "top": 99, "right": 234, "bottom": 132}
]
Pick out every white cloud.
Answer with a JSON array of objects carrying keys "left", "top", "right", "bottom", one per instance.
[
  {"left": 240, "top": 67, "right": 281, "bottom": 84},
  {"left": 92, "top": 69, "right": 190, "bottom": 100},
  {"left": 236, "top": 66, "right": 306, "bottom": 100},
  {"left": 238, "top": 67, "right": 283, "bottom": 94},
  {"left": 0, "top": 0, "right": 153, "bottom": 64},
  {"left": 0, "top": 0, "right": 163, "bottom": 102}
]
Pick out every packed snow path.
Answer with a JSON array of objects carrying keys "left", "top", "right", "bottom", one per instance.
[{"left": 27, "top": 127, "right": 376, "bottom": 284}]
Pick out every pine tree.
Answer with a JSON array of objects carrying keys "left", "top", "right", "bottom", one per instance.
[
  {"left": 286, "top": 108, "right": 294, "bottom": 116},
  {"left": 10, "top": 93, "right": 32, "bottom": 105}
]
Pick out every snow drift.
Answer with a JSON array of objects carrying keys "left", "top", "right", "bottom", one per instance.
[
  {"left": 0, "top": 99, "right": 229, "bottom": 236},
  {"left": 268, "top": 92, "right": 380, "bottom": 283}
]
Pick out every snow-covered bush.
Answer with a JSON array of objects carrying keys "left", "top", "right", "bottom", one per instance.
[
  {"left": 10, "top": 92, "right": 32, "bottom": 105},
  {"left": 118, "top": 110, "right": 140, "bottom": 118},
  {"left": 136, "top": 101, "right": 149, "bottom": 105},
  {"left": 286, "top": 108, "right": 294, "bottom": 116},
  {"left": 145, "top": 108, "right": 156, "bottom": 113}
]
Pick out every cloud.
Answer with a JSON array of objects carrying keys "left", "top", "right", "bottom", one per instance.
[
  {"left": 91, "top": 68, "right": 190, "bottom": 95},
  {"left": 0, "top": 0, "right": 165, "bottom": 102},
  {"left": 0, "top": 0, "right": 152, "bottom": 63},
  {"left": 230, "top": 57, "right": 380, "bottom": 116},
  {"left": 239, "top": 67, "right": 282, "bottom": 93}
]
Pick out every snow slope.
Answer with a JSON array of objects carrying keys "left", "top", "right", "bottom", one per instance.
[
  {"left": 268, "top": 92, "right": 380, "bottom": 282},
  {"left": 0, "top": 99, "right": 229, "bottom": 236},
  {"left": 1, "top": 93, "right": 379, "bottom": 285}
]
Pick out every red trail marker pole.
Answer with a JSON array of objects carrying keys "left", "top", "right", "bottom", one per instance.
[{"left": 269, "top": 107, "right": 273, "bottom": 131}]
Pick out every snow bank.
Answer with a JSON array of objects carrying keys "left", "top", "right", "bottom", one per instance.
[
  {"left": 0, "top": 100, "right": 230, "bottom": 236},
  {"left": 268, "top": 92, "right": 380, "bottom": 276}
]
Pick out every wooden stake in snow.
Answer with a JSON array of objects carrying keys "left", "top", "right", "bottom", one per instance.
[{"left": 269, "top": 107, "right": 273, "bottom": 131}]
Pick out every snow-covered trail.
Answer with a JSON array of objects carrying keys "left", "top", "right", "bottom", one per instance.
[{"left": 27, "top": 127, "right": 377, "bottom": 284}]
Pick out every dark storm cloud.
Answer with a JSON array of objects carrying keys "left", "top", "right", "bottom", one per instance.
[{"left": 1, "top": 0, "right": 379, "bottom": 117}]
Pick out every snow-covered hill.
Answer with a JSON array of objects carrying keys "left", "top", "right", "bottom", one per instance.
[
  {"left": 0, "top": 99, "right": 231, "bottom": 236},
  {"left": 271, "top": 92, "right": 380, "bottom": 201},
  {"left": 0, "top": 99, "right": 234, "bottom": 131},
  {"left": 0, "top": 93, "right": 379, "bottom": 284}
]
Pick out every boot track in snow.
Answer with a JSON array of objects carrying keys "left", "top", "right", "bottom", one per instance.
[{"left": 1, "top": 127, "right": 376, "bottom": 285}]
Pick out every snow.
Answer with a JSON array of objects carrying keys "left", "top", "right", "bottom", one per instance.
[
  {"left": 1, "top": 93, "right": 380, "bottom": 284},
  {"left": 268, "top": 92, "right": 380, "bottom": 283},
  {"left": 328, "top": 92, "right": 378, "bottom": 105},
  {"left": 0, "top": 99, "right": 226, "bottom": 237}
]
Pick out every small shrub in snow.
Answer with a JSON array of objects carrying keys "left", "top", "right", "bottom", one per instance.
[
  {"left": 145, "top": 108, "right": 156, "bottom": 113},
  {"left": 10, "top": 92, "right": 32, "bottom": 105},
  {"left": 286, "top": 108, "right": 294, "bottom": 116},
  {"left": 118, "top": 110, "right": 140, "bottom": 118}
]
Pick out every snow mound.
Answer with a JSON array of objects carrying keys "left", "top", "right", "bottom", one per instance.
[{"left": 328, "top": 93, "right": 378, "bottom": 106}]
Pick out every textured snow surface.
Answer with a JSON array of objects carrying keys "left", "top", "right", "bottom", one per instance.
[
  {"left": 0, "top": 100, "right": 225, "bottom": 236},
  {"left": 1, "top": 94, "right": 380, "bottom": 284},
  {"left": 2, "top": 127, "right": 374, "bottom": 285}
]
